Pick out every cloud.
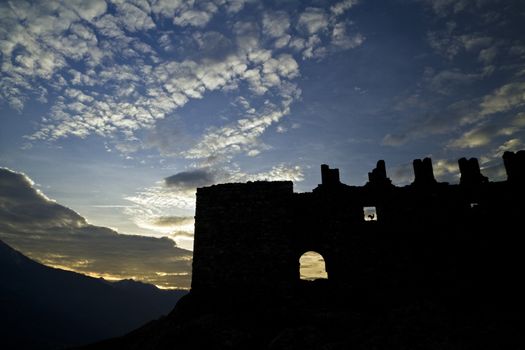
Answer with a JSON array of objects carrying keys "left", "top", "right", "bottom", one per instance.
[
  {"left": 297, "top": 8, "right": 329, "bottom": 35},
  {"left": 26, "top": 34, "right": 293, "bottom": 145},
  {"left": 151, "top": 216, "right": 194, "bottom": 227},
  {"left": 65, "top": 0, "right": 107, "bottom": 21},
  {"left": 114, "top": 2, "right": 156, "bottom": 32},
  {"left": 427, "top": 30, "right": 496, "bottom": 62},
  {"left": 512, "top": 112, "right": 525, "bottom": 127},
  {"left": 184, "top": 102, "right": 288, "bottom": 159},
  {"left": 174, "top": 9, "right": 215, "bottom": 27},
  {"left": 419, "top": 0, "right": 499, "bottom": 17},
  {"left": 143, "top": 116, "right": 192, "bottom": 156},
  {"left": 169, "top": 231, "right": 195, "bottom": 239},
  {"left": 168, "top": 230, "right": 195, "bottom": 251},
  {"left": 231, "top": 164, "right": 304, "bottom": 182},
  {"left": 477, "top": 161, "right": 507, "bottom": 182},
  {"left": 149, "top": 0, "right": 185, "bottom": 18},
  {"left": 0, "top": 168, "right": 192, "bottom": 289},
  {"left": 165, "top": 169, "right": 216, "bottom": 189},
  {"left": 192, "top": 31, "right": 234, "bottom": 60},
  {"left": 0, "top": 1, "right": 223, "bottom": 142},
  {"left": 1, "top": 0, "right": 365, "bottom": 166},
  {"left": 151, "top": 0, "right": 222, "bottom": 28},
  {"left": 423, "top": 0, "right": 522, "bottom": 27},
  {"left": 382, "top": 133, "right": 409, "bottom": 147},
  {"left": 330, "top": 0, "right": 359, "bottom": 16},
  {"left": 494, "top": 138, "right": 523, "bottom": 157},
  {"left": 221, "top": 0, "right": 248, "bottom": 13},
  {"left": 459, "top": 82, "right": 525, "bottom": 125},
  {"left": 432, "top": 159, "right": 460, "bottom": 182},
  {"left": 389, "top": 158, "right": 463, "bottom": 185},
  {"left": 478, "top": 46, "right": 498, "bottom": 65},
  {"left": 427, "top": 31, "right": 464, "bottom": 60},
  {"left": 426, "top": 69, "right": 484, "bottom": 95},
  {"left": 0, "top": 168, "right": 86, "bottom": 229},
  {"left": 125, "top": 163, "right": 304, "bottom": 243},
  {"left": 331, "top": 22, "right": 364, "bottom": 49},
  {"left": 448, "top": 113, "right": 524, "bottom": 150},
  {"left": 382, "top": 96, "right": 470, "bottom": 146},
  {"left": 385, "top": 1, "right": 525, "bottom": 150},
  {"left": 479, "top": 82, "right": 525, "bottom": 117},
  {"left": 448, "top": 127, "right": 492, "bottom": 149},
  {"left": 295, "top": 14, "right": 360, "bottom": 60},
  {"left": 134, "top": 215, "right": 196, "bottom": 250},
  {"left": 184, "top": 80, "right": 301, "bottom": 160},
  {"left": 288, "top": 2, "right": 363, "bottom": 60},
  {"left": 262, "top": 11, "right": 290, "bottom": 39},
  {"left": 147, "top": 216, "right": 195, "bottom": 250},
  {"left": 389, "top": 162, "right": 414, "bottom": 186},
  {"left": 276, "top": 125, "right": 287, "bottom": 133}
]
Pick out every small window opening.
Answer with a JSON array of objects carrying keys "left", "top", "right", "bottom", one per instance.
[
  {"left": 364, "top": 206, "right": 378, "bottom": 221},
  {"left": 299, "top": 251, "right": 327, "bottom": 280},
  {"left": 470, "top": 202, "right": 478, "bottom": 208}
]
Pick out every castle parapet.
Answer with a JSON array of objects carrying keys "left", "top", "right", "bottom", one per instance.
[
  {"left": 503, "top": 150, "right": 525, "bottom": 183},
  {"left": 367, "top": 160, "right": 392, "bottom": 187},
  {"left": 458, "top": 157, "right": 488, "bottom": 186},
  {"left": 412, "top": 157, "right": 436, "bottom": 186},
  {"left": 321, "top": 164, "right": 341, "bottom": 186}
]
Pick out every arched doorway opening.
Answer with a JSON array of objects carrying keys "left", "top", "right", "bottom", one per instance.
[{"left": 299, "top": 251, "right": 328, "bottom": 280}]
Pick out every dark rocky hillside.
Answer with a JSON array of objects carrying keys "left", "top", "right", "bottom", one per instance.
[{"left": 78, "top": 280, "right": 525, "bottom": 349}]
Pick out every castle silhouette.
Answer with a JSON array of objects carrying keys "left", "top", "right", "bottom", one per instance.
[
  {"left": 81, "top": 151, "right": 525, "bottom": 349},
  {"left": 191, "top": 151, "right": 525, "bottom": 305}
]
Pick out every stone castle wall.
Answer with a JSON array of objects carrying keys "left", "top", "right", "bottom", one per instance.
[{"left": 191, "top": 151, "right": 525, "bottom": 300}]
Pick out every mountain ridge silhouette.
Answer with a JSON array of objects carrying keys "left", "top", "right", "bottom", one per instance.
[{"left": 0, "top": 239, "right": 187, "bottom": 350}]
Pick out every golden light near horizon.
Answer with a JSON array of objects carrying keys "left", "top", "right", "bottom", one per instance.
[{"left": 299, "top": 251, "right": 328, "bottom": 280}]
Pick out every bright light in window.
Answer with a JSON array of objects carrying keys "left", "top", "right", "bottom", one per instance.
[
  {"left": 364, "top": 206, "right": 377, "bottom": 221},
  {"left": 299, "top": 251, "right": 327, "bottom": 280}
]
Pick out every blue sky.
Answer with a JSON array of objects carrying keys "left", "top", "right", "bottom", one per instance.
[{"left": 1, "top": 0, "right": 524, "bottom": 288}]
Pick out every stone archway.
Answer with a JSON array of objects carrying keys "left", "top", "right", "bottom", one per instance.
[{"left": 299, "top": 251, "right": 328, "bottom": 280}]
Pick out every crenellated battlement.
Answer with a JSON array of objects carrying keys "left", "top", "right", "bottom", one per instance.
[{"left": 191, "top": 152, "right": 525, "bottom": 302}]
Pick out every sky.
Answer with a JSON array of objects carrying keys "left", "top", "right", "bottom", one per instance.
[{"left": 0, "top": 0, "right": 524, "bottom": 289}]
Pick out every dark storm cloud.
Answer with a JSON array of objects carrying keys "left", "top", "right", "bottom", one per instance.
[
  {"left": 164, "top": 169, "right": 216, "bottom": 189},
  {"left": 0, "top": 168, "right": 192, "bottom": 289},
  {"left": 0, "top": 168, "right": 86, "bottom": 229},
  {"left": 152, "top": 216, "right": 194, "bottom": 227}
]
